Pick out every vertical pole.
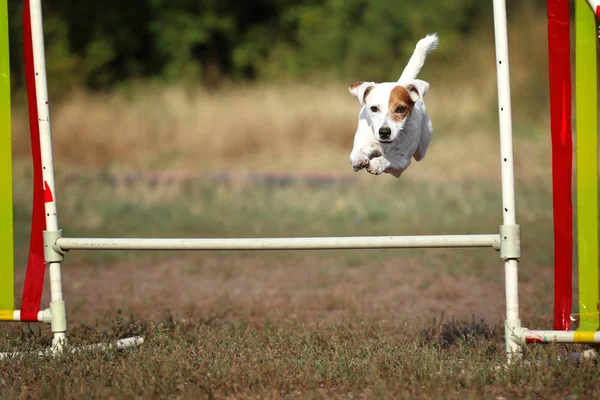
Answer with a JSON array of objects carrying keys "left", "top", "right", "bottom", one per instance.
[
  {"left": 575, "top": 0, "right": 599, "bottom": 334},
  {"left": 547, "top": 0, "right": 573, "bottom": 331},
  {"left": 28, "top": 0, "right": 66, "bottom": 350},
  {"left": 0, "top": 0, "right": 12, "bottom": 313},
  {"left": 492, "top": 0, "right": 522, "bottom": 360}
]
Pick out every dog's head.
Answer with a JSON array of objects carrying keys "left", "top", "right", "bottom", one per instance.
[{"left": 349, "top": 80, "right": 429, "bottom": 143}]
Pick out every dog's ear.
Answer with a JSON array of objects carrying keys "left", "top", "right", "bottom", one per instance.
[
  {"left": 349, "top": 81, "right": 376, "bottom": 106},
  {"left": 403, "top": 79, "right": 430, "bottom": 102}
]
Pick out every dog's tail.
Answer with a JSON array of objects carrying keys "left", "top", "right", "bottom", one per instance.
[{"left": 397, "top": 33, "right": 438, "bottom": 83}]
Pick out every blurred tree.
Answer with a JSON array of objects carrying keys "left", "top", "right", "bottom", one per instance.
[
  {"left": 5, "top": 0, "right": 546, "bottom": 94},
  {"left": 260, "top": 0, "right": 490, "bottom": 81}
]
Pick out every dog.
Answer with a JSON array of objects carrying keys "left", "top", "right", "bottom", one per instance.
[{"left": 348, "top": 33, "right": 438, "bottom": 177}]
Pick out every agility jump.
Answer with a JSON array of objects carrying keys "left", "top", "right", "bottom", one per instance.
[{"left": 0, "top": 0, "right": 598, "bottom": 362}]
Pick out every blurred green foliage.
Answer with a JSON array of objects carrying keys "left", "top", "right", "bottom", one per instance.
[{"left": 7, "top": 0, "right": 544, "bottom": 93}]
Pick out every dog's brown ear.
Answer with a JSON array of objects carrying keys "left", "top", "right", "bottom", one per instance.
[
  {"left": 403, "top": 79, "right": 430, "bottom": 102},
  {"left": 349, "top": 81, "right": 376, "bottom": 106}
]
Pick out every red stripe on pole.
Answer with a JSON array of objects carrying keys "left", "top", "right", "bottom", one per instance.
[
  {"left": 43, "top": 181, "right": 53, "bottom": 202},
  {"left": 547, "top": 0, "right": 572, "bottom": 331},
  {"left": 20, "top": 0, "right": 46, "bottom": 322}
]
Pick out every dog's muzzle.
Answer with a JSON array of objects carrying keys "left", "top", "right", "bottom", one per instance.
[{"left": 379, "top": 126, "right": 391, "bottom": 141}]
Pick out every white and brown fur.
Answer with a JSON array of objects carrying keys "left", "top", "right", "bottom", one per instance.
[{"left": 348, "top": 34, "right": 438, "bottom": 177}]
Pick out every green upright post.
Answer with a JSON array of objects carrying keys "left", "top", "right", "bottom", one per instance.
[
  {"left": 0, "top": 0, "right": 13, "bottom": 315},
  {"left": 575, "top": 0, "right": 599, "bottom": 336}
]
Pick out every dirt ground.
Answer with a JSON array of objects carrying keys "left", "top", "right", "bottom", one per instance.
[{"left": 13, "top": 253, "right": 552, "bottom": 329}]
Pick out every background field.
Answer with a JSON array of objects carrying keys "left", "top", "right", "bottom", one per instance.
[{"left": 3, "top": 1, "right": 598, "bottom": 398}]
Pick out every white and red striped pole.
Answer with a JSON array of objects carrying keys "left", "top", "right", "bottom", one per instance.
[{"left": 27, "top": 0, "right": 67, "bottom": 351}]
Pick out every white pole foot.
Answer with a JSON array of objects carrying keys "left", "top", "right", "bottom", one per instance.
[{"left": 0, "top": 336, "right": 144, "bottom": 360}]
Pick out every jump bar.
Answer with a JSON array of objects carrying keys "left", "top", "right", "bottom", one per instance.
[
  {"left": 56, "top": 234, "right": 501, "bottom": 251},
  {"left": 523, "top": 330, "right": 600, "bottom": 344}
]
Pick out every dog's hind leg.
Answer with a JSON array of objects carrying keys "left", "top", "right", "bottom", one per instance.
[{"left": 413, "top": 109, "right": 433, "bottom": 161}]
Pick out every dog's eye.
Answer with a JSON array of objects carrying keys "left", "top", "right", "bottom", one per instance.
[
  {"left": 370, "top": 106, "right": 379, "bottom": 112},
  {"left": 395, "top": 106, "right": 406, "bottom": 114}
]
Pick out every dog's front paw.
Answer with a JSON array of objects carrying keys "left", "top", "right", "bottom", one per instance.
[
  {"left": 366, "top": 157, "right": 390, "bottom": 176},
  {"left": 350, "top": 152, "right": 370, "bottom": 172}
]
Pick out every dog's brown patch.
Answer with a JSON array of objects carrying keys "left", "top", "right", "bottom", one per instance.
[
  {"left": 349, "top": 81, "right": 375, "bottom": 104},
  {"left": 349, "top": 81, "right": 364, "bottom": 91},
  {"left": 388, "top": 86, "right": 414, "bottom": 122}
]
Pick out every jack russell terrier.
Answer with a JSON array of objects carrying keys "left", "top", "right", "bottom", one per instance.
[{"left": 349, "top": 33, "right": 438, "bottom": 177}]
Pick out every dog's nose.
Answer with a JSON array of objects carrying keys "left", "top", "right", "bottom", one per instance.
[{"left": 379, "top": 126, "right": 391, "bottom": 139}]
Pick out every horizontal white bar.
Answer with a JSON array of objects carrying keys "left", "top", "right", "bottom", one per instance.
[
  {"left": 523, "top": 330, "right": 600, "bottom": 344},
  {"left": 56, "top": 234, "right": 501, "bottom": 251}
]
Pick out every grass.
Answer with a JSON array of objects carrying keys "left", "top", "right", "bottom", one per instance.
[{"left": 2, "top": 317, "right": 600, "bottom": 399}]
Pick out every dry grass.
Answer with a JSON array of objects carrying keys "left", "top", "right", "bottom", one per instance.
[
  {"left": 12, "top": 84, "right": 357, "bottom": 172},
  {"left": 9, "top": 81, "right": 552, "bottom": 187},
  {"left": 5, "top": 316, "right": 599, "bottom": 399}
]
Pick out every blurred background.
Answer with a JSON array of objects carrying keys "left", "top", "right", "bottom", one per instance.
[
  {"left": 8, "top": 0, "right": 558, "bottom": 325},
  {"left": 7, "top": 0, "right": 550, "bottom": 174}
]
